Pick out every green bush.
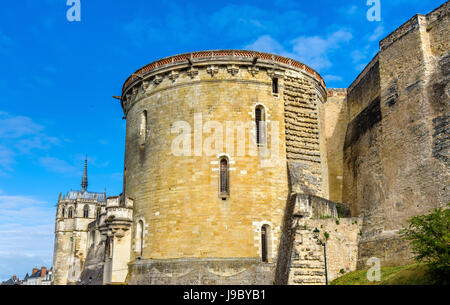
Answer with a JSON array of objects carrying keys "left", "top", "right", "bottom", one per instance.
[{"left": 399, "top": 204, "right": 450, "bottom": 285}]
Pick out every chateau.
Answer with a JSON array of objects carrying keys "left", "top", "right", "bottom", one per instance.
[{"left": 52, "top": 2, "right": 449, "bottom": 285}]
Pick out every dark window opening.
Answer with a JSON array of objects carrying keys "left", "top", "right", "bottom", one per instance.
[
  {"left": 272, "top": 78, "right": 278, "bottom": 94},
  {"left": 83, "top": 205, "right": 89, "bottom": 218},
  {"left": 219, "top": 158, "right": 229, "bottom": 197},
  {"left": 255, "top": 106, "right": 266, "bottom": 146},
  {"left": 261, "top": 226, "right": 268, "bottom": 262},
  {"left": 136, "top": 220, "right": 144, "bottom": 257}
]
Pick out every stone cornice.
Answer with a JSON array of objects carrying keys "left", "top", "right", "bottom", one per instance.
[{"left": 121, "top": 50, "right": 325, "bottom": 97}]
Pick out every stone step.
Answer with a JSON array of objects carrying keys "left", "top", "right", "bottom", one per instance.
[
  {"left": 292, "top": 277, "right": 326, "bottom": 284},
  {"left": 290, "top": 263, "right": 325, "bottom": 269},
  {"left": 294, "top": 270, "right": 325, "bottom": 276},
  {"left": 300, "top": 254, "right": 322, "bottom": 260}
]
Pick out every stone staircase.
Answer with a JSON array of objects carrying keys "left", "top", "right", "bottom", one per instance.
[{"left": 288, "top": 227, "right": 326, "bottom": 285}]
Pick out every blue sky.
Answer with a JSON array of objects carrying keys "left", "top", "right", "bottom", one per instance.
[{"left": 0, "top": 0, "right": 445, "bottom": 281}]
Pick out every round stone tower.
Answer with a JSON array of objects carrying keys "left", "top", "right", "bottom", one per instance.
[{"left": 119, "top": 50, "right": 327, "bottom": 284}]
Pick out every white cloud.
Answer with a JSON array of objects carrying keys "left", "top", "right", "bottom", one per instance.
[
  {"left": 0, "top": 146, "right": 15, "bottom": 174},
  {"left": 355, "top": 63, "right": 368, "bottom": 72},
  {"left": 368, "top": 24, "right": 384, "bottom": 42},
  {"left": 0, "top": 114, "right": 43, "bottom": 139},
  {"left": 244, "top": 29, "right": 353, "bottom": 71},
  {"left": 39, "top": 157, "right": 78, "bottom": 175},
  {"left": 324, "top": 74, "right": 343, "bottom": 82},
  {"left": 0, "top": 193, "right": 54, "bottom": 280},
  {"left": 351, "top": 50, "right": 367, "bottom": 63},
  {"left": 244, "top": 35, "right": 285, "bottom": 54},
  {"left": 0, "top": 111, "right": 60, "bottom": 174}
]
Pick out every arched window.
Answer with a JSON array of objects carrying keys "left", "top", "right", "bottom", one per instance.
[
  {"left": 219, "top": 157, "right": 230, "bottom": 198},
  {"left": 68, "top": 208, "right": 74, "bottom": 219},
  {"left": 139, "top": 110, "right": 147, "bottom": 148},
  {"left": 136, "top": 220, "right": 144, "bottom": 257},
  {"left": 255, "top": 106, "right": 266, "bottom": 146},
  {"left": 61, "top": 206, "right": 65, "bottom": 218},
  {"left": 83, "top": 205, "right": 89, "bottom": 218},
  {"left": 261, "top": 225, "right": 271, "bottom": 262}
]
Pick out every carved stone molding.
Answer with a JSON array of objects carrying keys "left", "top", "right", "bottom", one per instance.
[
  {"left": 207, "top": 65, "right": 219, "bottom": 77},
  {"left": 267, "top": 69, "right": 285, "bottom": 79},
  {"left": 168, "top": 70, "right": 179, "bottom": 82},
  {"left": 187, "top": 67, "right": 199, "bottom": 79},
  {"left": 248, "top": 66, "right": 259, "bottom": 77},
  {"left": 227, "top": 65, "right": 239, "bottom": 76},
  {"left": 154, "top": 75, "right": 163, "bottom": 85}
]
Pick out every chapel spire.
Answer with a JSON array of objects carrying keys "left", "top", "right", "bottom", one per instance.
[{"left": 81, "top": 156, "right": 88, "bottom": 192}]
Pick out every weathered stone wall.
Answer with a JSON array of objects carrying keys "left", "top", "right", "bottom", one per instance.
[
  {"left": 286, "top": 218, "right": 361, "bottom": 284},
  {"left": 324, "top": 89, "right": 348, "bottom": 202},
  {"left": 284, "top": 75, "right": 328, "bottom": 197},
  {"left": 347, "top": 56, "right": 380, "bottom": 122},
  {"left": 78, "top": 241, "right": 105, "bottom": 285},
  {"left": 128, "top": 258, "right": 275, "bottom": 285},
  {"left": 275, "top": 192, "right": 360, "bottom": 285},
  {"left": 343, "top": 2, "right": 449, "bottom": 268},
  {"left": 52, "top": 197, "right": 101, "bottom": 285}
]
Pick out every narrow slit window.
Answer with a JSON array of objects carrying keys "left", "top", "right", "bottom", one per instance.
[
  {"left": 261, "top": 225, "right": 268, "bottom": 262},
  {"left": 255, "top": 106, "right": 266, "bottom": 146},
  {"left": 272, "top": 78, "right": 278, "bottom": 94},
  {"left": 139, "top": 111, "right": 147, "bottom": 148},
  {"left": 62, "top": 206, "right": 65, "bottom": 218},
  {"left": 219, "top": 157, "right": 229, "bottom": 197},
  {"left": 68, "top": 208, "right": 74, "bottom": 219},
  {"left": 136, "top": 220, "right": 144, "bottom": 257}
]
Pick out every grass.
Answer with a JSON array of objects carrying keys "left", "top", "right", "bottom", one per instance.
[{"left": 330, "top": 263, "right": 436, "bottom": 285}]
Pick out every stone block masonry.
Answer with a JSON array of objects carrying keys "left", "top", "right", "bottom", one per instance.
[{"left": 52, "top": 1, "right": 449, "bottom": 286}]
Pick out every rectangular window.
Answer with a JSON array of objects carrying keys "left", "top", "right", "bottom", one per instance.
[{"left": 272, "top": 78, "right": 278, "bottom": 94}]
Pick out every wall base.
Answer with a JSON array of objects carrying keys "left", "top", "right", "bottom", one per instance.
[{"left": 127, "top": 258, "right": 275, "bottom": 285}]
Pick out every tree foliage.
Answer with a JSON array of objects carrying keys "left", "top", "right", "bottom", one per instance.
[{"left": 399, "top": 204, "right": 450, "bottom": 285}]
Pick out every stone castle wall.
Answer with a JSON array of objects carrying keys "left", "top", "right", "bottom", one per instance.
[
  {"left": 343, "top": 2, "right": 449, "bottom": 267},
  {"left": 284, "top": 75, "right": 328, "bottom": 198},
  {"left": 324, "top": 89, "right": 348, "bottom": 202}
]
